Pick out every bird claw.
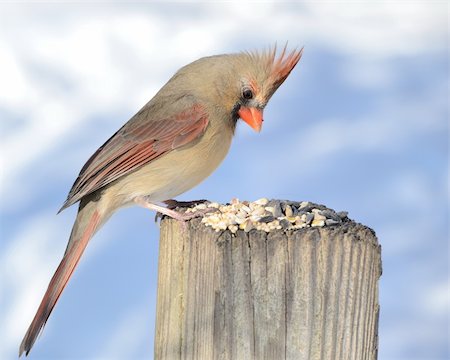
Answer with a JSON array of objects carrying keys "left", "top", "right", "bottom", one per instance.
[
  {"left": 136, "top": 196, "right": 217, "bottom": 224},
  {"left": 163, "top": 199, "right": 208, "bottom": 210},
  {"left": 164, "top": 207, "right": 217, "bottom": 221},
  {"left": 154, "top": 212, "right": 163, "bottom": 224},
  {"left": 155, "top": 207, "right": 215, "bottom": 232}
]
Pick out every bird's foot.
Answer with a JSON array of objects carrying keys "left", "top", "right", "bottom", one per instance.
[
  {"left": 163, "top": 199, "right": 208, "bottom": 210},
  {"left": 164, "top": 199, "right": 219, "bottom": 221},
  {"left": 134, "top": 197, "right": 215, "bottom": 223}
]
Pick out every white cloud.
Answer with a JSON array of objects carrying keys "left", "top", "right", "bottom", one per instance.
[
  {"left": 296, "top": 2, "right": 446, "bottom": 56},
  {"left": 0, "top": 39, "right": 31, "bottom": 109}
]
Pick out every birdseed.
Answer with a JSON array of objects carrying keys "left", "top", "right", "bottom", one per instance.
[{"left": 172, "top": 198, "right": 351, "bottom": 235}]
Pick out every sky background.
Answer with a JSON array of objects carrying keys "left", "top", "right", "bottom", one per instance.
[{"left": 0, "top": 2, "right": 448, "bottom": 359}]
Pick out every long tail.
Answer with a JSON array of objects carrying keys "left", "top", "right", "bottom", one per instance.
[{"left": 19, "top": 199, "right": 107, "bottom": 357}]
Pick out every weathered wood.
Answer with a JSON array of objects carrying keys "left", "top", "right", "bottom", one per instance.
[{"left": 154, "top": 217, "right": 381, "bottom": 360}]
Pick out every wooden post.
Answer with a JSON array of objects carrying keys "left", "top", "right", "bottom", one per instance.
[{"left": 154, "top": 204, "right": 381, "bottom": 360}]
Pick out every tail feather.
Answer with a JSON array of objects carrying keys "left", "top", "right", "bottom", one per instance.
[{"left": 19, "top": 202, "right": 103, "bottom": 357}]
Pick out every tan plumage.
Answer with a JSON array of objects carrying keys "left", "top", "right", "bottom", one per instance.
[{"left": 19, "top": 45, "right": 303, "bottom": 356}]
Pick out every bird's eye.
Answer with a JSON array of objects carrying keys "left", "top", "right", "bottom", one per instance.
[{"left": 242, "top": 88, "right": 253, "bottom": 100}]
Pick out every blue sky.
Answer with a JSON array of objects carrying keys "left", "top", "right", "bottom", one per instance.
[{"left": 0, "top": 2, "right": 448, "bottom": 359}]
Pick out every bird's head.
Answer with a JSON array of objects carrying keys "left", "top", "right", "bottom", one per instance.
[
  {"left": 167, "top": 45, "right": 303, "bottom": 132},
  {"left": 216, "top": 45, "right": 303, "bottom": 132}
]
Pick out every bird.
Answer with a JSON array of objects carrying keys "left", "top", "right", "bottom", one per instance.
[{"left": 19, "top": 45, "right": 303, "bottom": 356}]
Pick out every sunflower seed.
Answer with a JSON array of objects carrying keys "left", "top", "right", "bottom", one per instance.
[
  {"left": 260, "top": 215, "right": 275, "bottom": 223},
  {"left": 304, "top": 213, "right": 314, "bottom": 224},
  {"left": 254, "top": 198, "right": 269, "bottom": 206},
  {"left": 325, "top": 219, "right": 340, "bottom": 226},
  {"left": 266, "top": 201, "right": 283, "bottom": 217},
  {"left": 321, "top": 209, "right": 341, "bottom": 221},
  {"left": 284, "top": 204, "right": 293, "bottom": 217},
  {"left": 252, "top": 206, "right": 266, "bottom": 216},
  {"left": 311, "top": 219, "right": 325, "bottom": 227}
]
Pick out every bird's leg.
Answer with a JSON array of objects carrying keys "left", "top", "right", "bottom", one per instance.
[
  {"left": 134, "top": 196, "right": 215, "bottom": 222},
  {"left": 134, "top": 196, "right": 193, "bottom": 221},
  {"left": 163, "top": 199, "right": 208, "bottom": 210}
]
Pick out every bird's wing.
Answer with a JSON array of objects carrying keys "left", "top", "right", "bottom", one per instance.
[{"left": 60, "top": 98, "right": 209, "bottom": 211}]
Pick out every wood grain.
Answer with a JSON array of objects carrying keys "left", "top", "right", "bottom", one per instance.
[{"left": 154, "top": 217, "right": 381, "bottom": 360}]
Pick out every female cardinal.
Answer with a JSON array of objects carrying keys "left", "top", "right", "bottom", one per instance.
[{"left": 19, "top": 46, "right": 302, "bottom": 356}]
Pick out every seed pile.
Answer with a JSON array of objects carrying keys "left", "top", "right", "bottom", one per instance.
[{"left": 184, "top": 198, "right": 349, "bottom": 234}]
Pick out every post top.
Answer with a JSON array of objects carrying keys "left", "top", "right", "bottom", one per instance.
[{"left": 171, "top": 198, "right": 352, "bottom": 234}]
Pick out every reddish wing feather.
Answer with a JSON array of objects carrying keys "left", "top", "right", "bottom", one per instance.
[{"left": 61, "top": 103, "right": 209, "bottom": 210}]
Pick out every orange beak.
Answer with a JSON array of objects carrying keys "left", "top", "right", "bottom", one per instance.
[{"left": 238, "top": 106, "right": 263, "bottom": 132}]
